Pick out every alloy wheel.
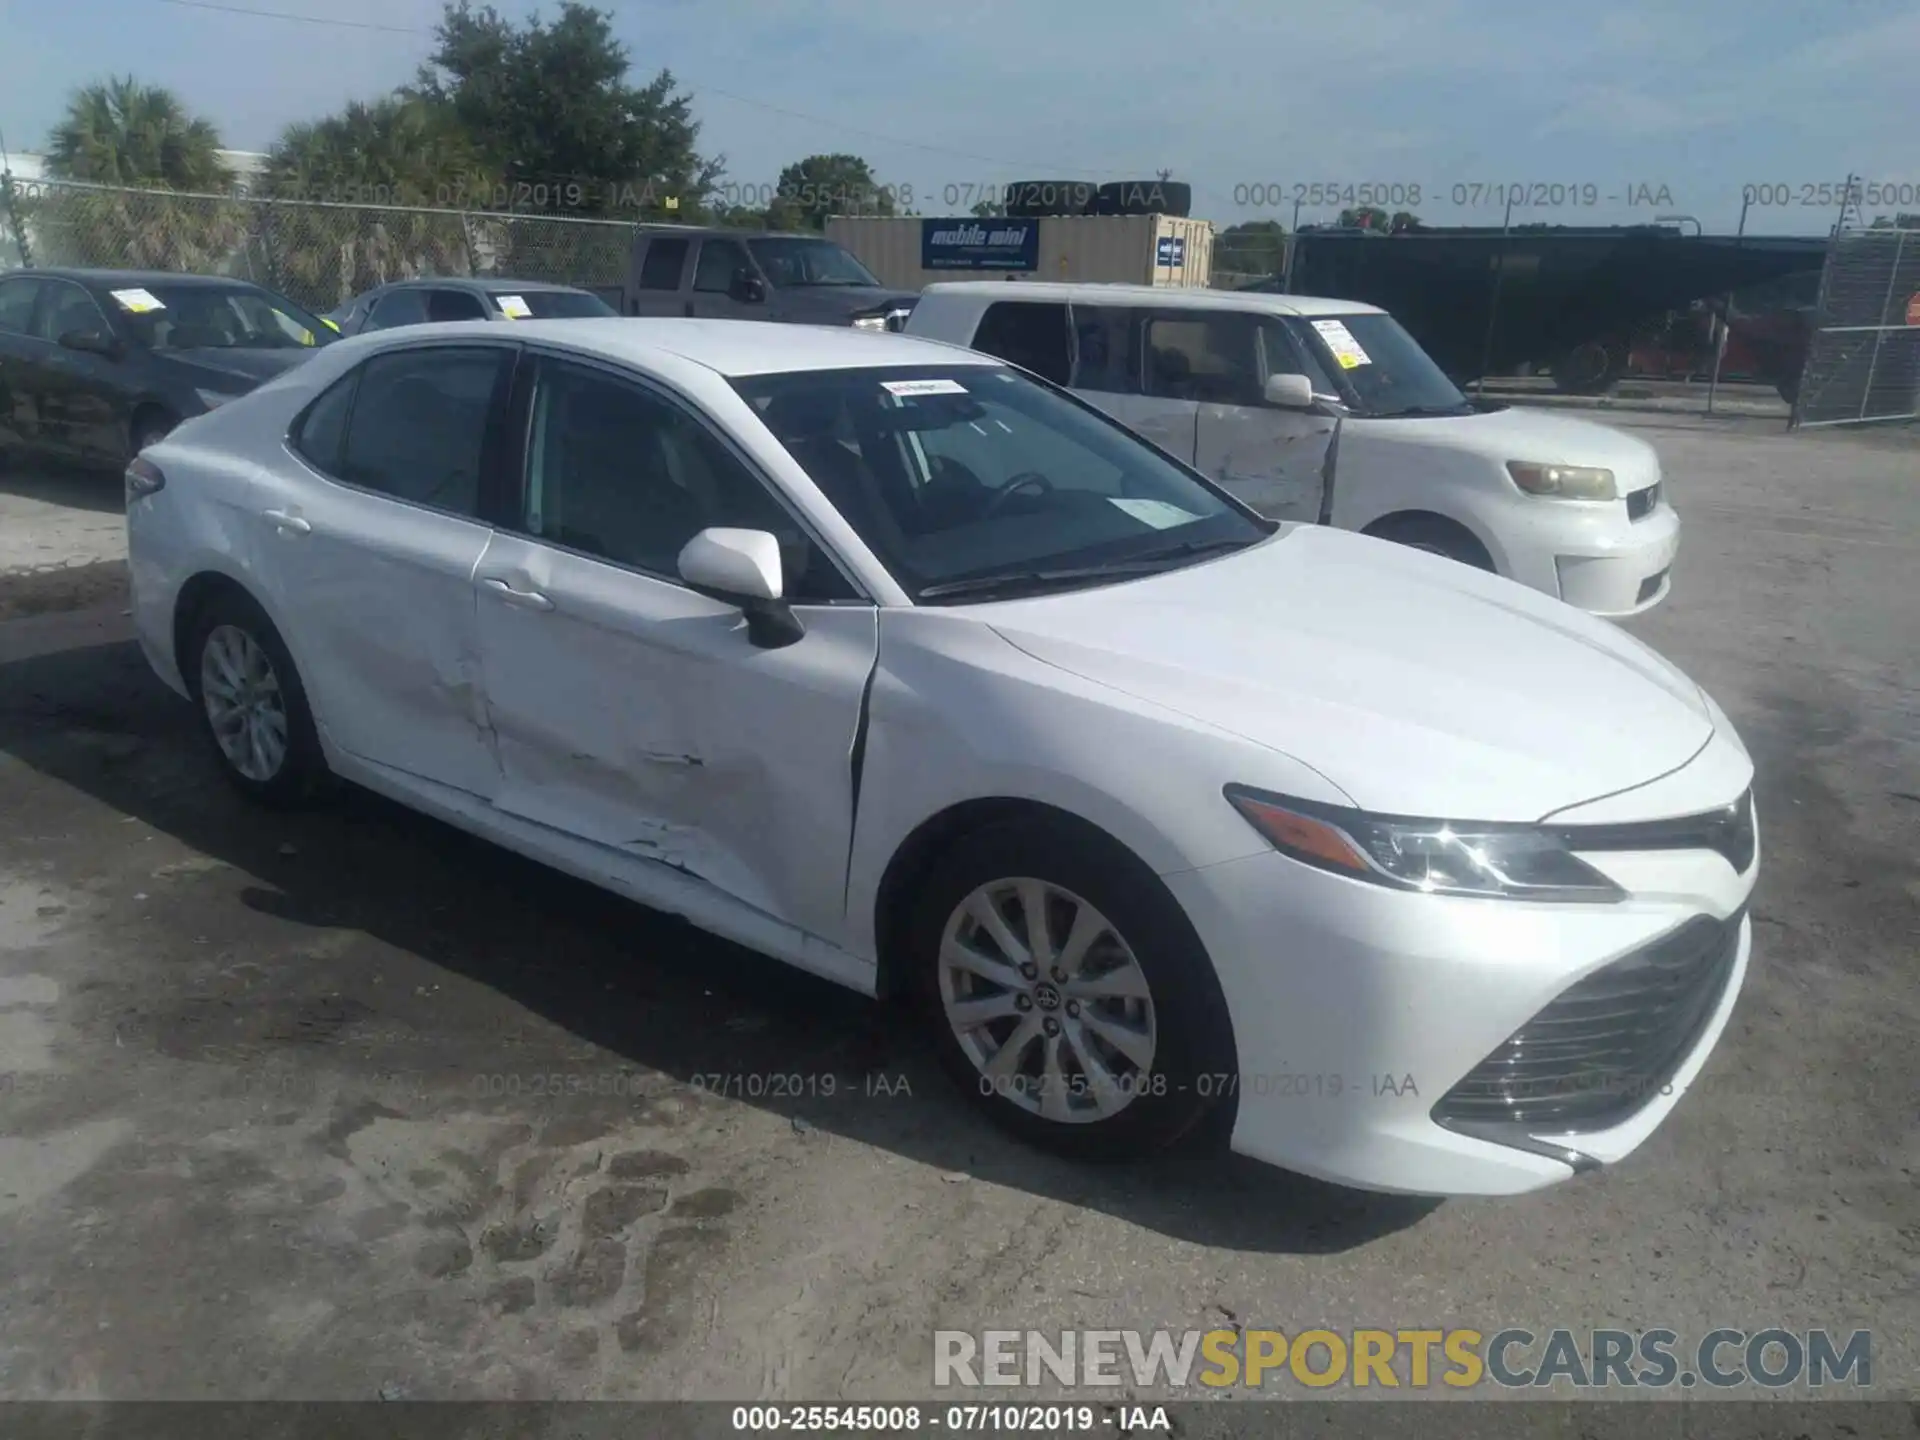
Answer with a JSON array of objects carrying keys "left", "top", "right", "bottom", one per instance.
[
  {"left": 200, "top": 624, "right": 289, "bottom": 782},
  {"left": 937, "top": 877, "right": 1158, "bottom": 1124}
]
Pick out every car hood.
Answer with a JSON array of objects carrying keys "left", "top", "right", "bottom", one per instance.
[
  {"left": 163, "top": 347, "right": 317, "bottom": 390},
  {"left": 772, "top": 285, "right": 919, "bottom": 321},
  {"left": 1352, "top": 406, "right": 1662, "bottom": 489},
  {"left": 980, "top": 525, "right": 1713, "bottom": 821}
]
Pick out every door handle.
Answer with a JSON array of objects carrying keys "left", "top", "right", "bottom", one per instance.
[
  {"left": 480, "top": 576, "right": 554, "bottom": 611},
  {"left": 262, "top": 509, "right": 311, "bottom": 535}
]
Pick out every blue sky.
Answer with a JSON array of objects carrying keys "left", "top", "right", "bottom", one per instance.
[{"left": 2, "top": 0, "right": 1916, "bottom": 235}]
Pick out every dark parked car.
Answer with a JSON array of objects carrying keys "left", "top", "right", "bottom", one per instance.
[
  {"left": 325, "top": 278, "right": 617, "bottom": 336},
  {"left": 0, "top": 268, "right": 336, "bottom": 469},
  {"left": 623, "top": 226, "right": 919, "bottom": 330}
]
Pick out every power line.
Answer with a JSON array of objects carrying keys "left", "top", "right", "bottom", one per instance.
[
  {"left": 156, "top": 0, "right": 422, "bottom": 34},
  {"left": 149, "top": 0, "right": 1110, "bottom": 177}
]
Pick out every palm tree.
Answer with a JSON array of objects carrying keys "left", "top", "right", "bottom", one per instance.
[
  {"left": 36, "top": 77, "right": 245, "bottom": 273},
  {"left": 261, "top": 96, "right": 492, "bottom": 310},
  {"left": 46, "top": 76, "right": 234, "bottom": 190}
]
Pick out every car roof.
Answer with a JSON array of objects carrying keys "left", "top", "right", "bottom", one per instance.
[
  {"left": 364, "top": 317, "right": 997, "bottom": 377},
  {"left": 920, "top": 280, "right": 1386, "bottom": 318},
  {"left": 374, "top": 277, "right": 592, "bottom": 295},
  {"left": 16, "top": 268, "right": 266, "bottom": 290}
]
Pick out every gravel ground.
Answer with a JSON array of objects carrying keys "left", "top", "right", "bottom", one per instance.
[{"left": 0, "top": 417, "right": 1914, "bottom": 1406}]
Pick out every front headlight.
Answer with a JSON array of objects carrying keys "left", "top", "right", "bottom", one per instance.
[
  {"left": 194, "top": 387, "right": 240, "bottom": 410},
  {"left": 1224, "top": 786, "right": 1627, "bottom": 903},
  {"left": 851, "top": 314, "right": 889, "bottom": 332},
  {"left": 1506, "top": 460, "right": 1617, "bottom": 501}
]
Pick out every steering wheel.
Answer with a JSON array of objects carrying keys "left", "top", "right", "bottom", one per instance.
[{"left": 983, "top": 471, "right": 1055, "bottom": 517}]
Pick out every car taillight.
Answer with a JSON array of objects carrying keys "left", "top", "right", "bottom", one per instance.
[{"left": 126, "top": 456, "right": 166, "bottom": 500}]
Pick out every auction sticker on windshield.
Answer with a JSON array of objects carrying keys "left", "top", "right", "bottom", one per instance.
[
  {"left": 882, "top": 378, "right": 968, "bottom": 397},
  {"left": 1312, "top": 319, "right": 1371, "bottom": 369},
  {"left": 495, "top": 294, "right": 532, "bottom": 319},
  {"left": 1109, "top": 498, "right": 1199, "bottom": 529},
  {"left": 109, "top": 288, "right": 166, "bottom": 313}
]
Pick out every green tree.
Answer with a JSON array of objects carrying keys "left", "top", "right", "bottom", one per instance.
[
  {"left": 1389, "top": 210, "right": 1423, "bottom": 233},
  {"left": 772, "top": 153, "right": 896, "bottom": 230},
  {"left": 1215, "top": 219, "right": 1287, "bottom": 279},
  {"left": 34, "top": 77, "right": 245, "bottom": 273},
  {"left": 970, "top": 196, "right": 1007, "bottom": 218},
  {"left": 46, "top": 76, "right": 233, "bottom": 190},
  {"left": 411, "top": 1, "right": 721, "bottom": 218},
  {"left": 261, "top": 96, "right": 490, "bottom": 310},
  {"left": 1337, "top": 205, "right": 1390, "bottom": 230}
]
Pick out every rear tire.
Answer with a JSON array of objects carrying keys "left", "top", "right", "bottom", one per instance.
[
  {"left": 1364, "top": 514, "right": 1496, "bottom": 571},
  {"left": 908, "top": 818, "right": 1234, "bottom": 1161},
  {"left": 1552, "top": 339, "right": 1625, "bottom": 395},
  {"left": 184, "top": 589, "right": 330, "bottom": 808}
]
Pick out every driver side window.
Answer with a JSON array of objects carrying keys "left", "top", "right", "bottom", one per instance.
[
  {"left": 1144, "top": 312, "right": 1262, "bottom": 406},
  {"left": 693, "top": 240, "right": 749, "bottom": 293}
]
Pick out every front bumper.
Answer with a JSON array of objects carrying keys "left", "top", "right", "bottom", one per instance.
[
  {"left": 1515, "top": 497, "right": 1681, "bottom": 617},
  {"left": 1162, "top": 764, "right": 1757, "bottom": 1197}
]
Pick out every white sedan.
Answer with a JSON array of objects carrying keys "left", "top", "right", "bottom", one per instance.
[{"left": 125, "top": 319, "right": 1760, "bottom": 1197}]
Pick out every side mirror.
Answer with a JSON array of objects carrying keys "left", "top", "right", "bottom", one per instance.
[
  {"left": 731, "top": 271, "right": 766, "bottom": 303},
  {"left": 676, "top": 527, "right": 804, "bottom": 648},
  {"left": 1262, "top": 373, "right": 1315, "bottom": 409},
  {"left": 60, "top": 329, "right": 120, "bottom": 359}
]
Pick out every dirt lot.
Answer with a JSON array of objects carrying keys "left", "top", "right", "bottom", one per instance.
[{"left": 0, "top": 419, "right": 1915, "bottom": 1404}]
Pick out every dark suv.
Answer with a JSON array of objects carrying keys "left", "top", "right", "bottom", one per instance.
[{"left": 623, "top": 227, "right": 918, "bottom": 330}]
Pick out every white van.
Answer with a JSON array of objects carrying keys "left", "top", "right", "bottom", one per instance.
[{"left": 904, "top": 282, "right": 1681, "bottom": 616}]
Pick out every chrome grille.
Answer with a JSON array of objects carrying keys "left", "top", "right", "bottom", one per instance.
[{"left": 1433, "top": 906, "right": 1744, "bottom": 1133}]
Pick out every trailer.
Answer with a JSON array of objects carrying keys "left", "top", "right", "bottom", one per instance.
[
  {"left": 1265, "top": 225, "right": 1828, "bottom": 397},
  {"left": 824, "top": 214, "right": 1214, "bottom": 292}
]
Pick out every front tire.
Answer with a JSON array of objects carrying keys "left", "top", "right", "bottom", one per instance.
[
  {"left": 1365, "top": 514, "right": 1496, "bottom": 571},
  {"left": 185, "top": 590, "right": 329, "bottom": 807},
  {"left": 129, "top": 412, "right": 174, "bottom": 461},
  {"left": 908, "top": 818, "right": 1234, "bottom": 1160}
]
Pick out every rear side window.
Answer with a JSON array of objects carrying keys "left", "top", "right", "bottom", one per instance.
[
  {"left": 290, "top": 371, "right": 357, "bottom": 473},
  {"left": 0, "top": 277, "right": 43, "bottom": 333},
  {"left": 425, "top": 288, "right": 488, "bottom": 322},
  {"left": 1069, "top": 304, "right": 1142, "bottom": 394},
  {"left": 638, "top": 238, "right": 690, "bottom": 290},
  {"left": 365, "top": 289, "right": 429, "bottom": 330},
  {"left": 971, "top": 301, "right": 1071, "bottom": 386},
  {"left": 338, "top": 347, "right": 510, "bottom": 516}
]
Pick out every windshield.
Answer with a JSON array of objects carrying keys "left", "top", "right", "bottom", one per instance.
[
  {"left": 502, "top": 289, "right": 618, "bottom": 319},
  {"left": 733, "top": 364, "right": 1273, "bottom": 603},
  {"left": 1285, "top": 312, "right": 1470, "bottom": 418},
  {"left": 110, "top": 283, "right": 336, "bottom": 352},
  {"left": 747, "top": 238, "right": 881, "bottom": 288}
]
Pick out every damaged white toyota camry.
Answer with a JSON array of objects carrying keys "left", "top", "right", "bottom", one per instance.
[{"left": 125, "top": 319, "right": 1759, "bottom": 1197}]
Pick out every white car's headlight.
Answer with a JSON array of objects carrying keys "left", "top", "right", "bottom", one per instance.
[
  {"left": 195, "top": 388, "right": 239, "bottom": 410},
  {"left": 1506, "top": 460, "right": 1617, "bottom": 502},
  {"left": 851, "top": 315, "right": 888, "bottom": 332},
  {"left": 1225, "top": 786, "right": 1627, "bottom": 903}
]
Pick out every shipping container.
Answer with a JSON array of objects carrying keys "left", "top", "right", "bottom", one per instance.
[{"left": 825, "top": 214, "right": 1213, "bottom": 292}]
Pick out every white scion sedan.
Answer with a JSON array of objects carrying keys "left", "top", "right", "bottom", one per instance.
[{"left": 125, "top": 319, "right": 1760, "bottom": 1197}]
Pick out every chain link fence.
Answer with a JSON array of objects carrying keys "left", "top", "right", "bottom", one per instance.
[
  {"left": 1791, "top": 224, "right": 1920, "bottom": 427},
  {"left": 0, "top": 176, "right": 641, "bottom": 315}
]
